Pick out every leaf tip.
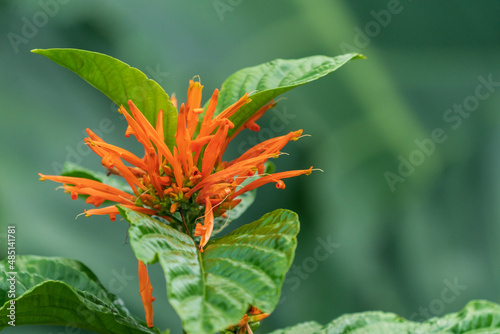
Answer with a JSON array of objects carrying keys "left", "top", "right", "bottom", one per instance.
[{"left": 31, "top": 48, "right": 53, "bottom": 57}]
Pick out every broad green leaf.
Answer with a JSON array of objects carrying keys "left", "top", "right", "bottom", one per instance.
[
  {"left": 320, "top": 312, "right": 424, "bottom": 334},
  {"left": 119, "top": 206, "right": 299, "bottom": 334},
  {"left": 0, "top": 255, "right": 160, "bottom": 334},
  {"left": 267, "top": 321, "right": 322, "bottom": 334},
  {"left": 268, "top": 300, "right": 500, "bottom": 334},
  {"left": 31, "top": 48, "right": 178, "bottom": 148},
  {"left": 212, "top": 53, "right": 364, "bottom": 137}
]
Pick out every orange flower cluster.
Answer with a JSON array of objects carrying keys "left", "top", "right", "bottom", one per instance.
[
  {"left": 228, "top": 306, "right": 269, "bottom": 334},
  {"left": 39, "top": 80, "right": 313, "bottom": 251}
]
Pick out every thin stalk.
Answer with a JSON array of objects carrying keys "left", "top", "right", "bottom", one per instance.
[{"left": 179, "top": 208, "right": 190, "bottom": 235}]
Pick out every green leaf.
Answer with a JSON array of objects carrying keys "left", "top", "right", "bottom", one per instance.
[
  {"left": 0, "top": 255, "right": 160, "bottom": 334},
  {"left": 267, "top": 321, "right": 323, "bottom": 334},
  {"left": 213, "top": 53, "right": 364, "bottom": 137},
  {"left": 119, "top": 206, "right": 299, "bottom": 334},
  {"left": 268, "top": 300, "right": 500, "bottom": 334},
  {"left": 31, "top": 48, "right": 178, "bottom": 148}
]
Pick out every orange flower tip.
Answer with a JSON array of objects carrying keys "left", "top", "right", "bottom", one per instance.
[
  {"left": 275, "top": 180, "right": 285, "bottom": 189},
  {"left": 39, "top": 176, "right": 46, "bottom": 181},
  {"left": 237, "top": 314, "right": 250, "bottom": 327},
  {"left": 163, "top": 166, "right": 173, "bottom": 174},
  {"left": 169, "top": 202, "right": 179, "bottom": 214},
  {"left": 292, "top": 129, "right": 304, "bottom": 140},
  {"left": 249, "top": 313, "right": 270, "bottom": 322},
  {"left": 231, "top": 199, "right": 242, "bottom": 206},
  {"left": 248, "top": 123, "right": 260, "bottom": 132},
  {"left": 124, "top": 126, "right": 133, "bottom": 138},
  {"left": 193, "top": 107, "right": 204, "bottom": 114},
  {"left": 248, "top": 306, "right": 262, "bottom": 315},
  {"left": 152, "top": 297, "right": 156, "bottom": 302},
  {"left": 170, "top": 94, "right": 178, "bottom": 108}
]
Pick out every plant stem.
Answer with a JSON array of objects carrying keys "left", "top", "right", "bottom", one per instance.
[{"left": 179, "top": 208, "right": 190, "bottom": 235}]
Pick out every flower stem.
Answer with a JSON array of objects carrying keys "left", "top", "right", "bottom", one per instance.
[{"left": 179, "top": 208, "right": 190, "bottom": 235}]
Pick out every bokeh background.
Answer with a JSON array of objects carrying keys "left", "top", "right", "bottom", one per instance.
[{"left": 2, "top": 1, "right": 500, "bottom": 333}]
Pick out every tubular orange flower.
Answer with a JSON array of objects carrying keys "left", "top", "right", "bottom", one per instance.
[
  {"left": 194, "top": 197, "right": 215, "bottom": 252},
  {"left": 39, "top": 78, "right": 315, "bottom": 251},
  {"left": 138, "top": 260, "right": 155, "bottom": 328},
  {"left": 227, "top": 306, "right": 270, "bottom": 334},
  {"left": 230, "top": 167, "right": 314, "bottom": 199}
]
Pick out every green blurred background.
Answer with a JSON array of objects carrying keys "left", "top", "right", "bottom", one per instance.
[{"left": 1, "top": 0, "right": 500, "bottom": 333}]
